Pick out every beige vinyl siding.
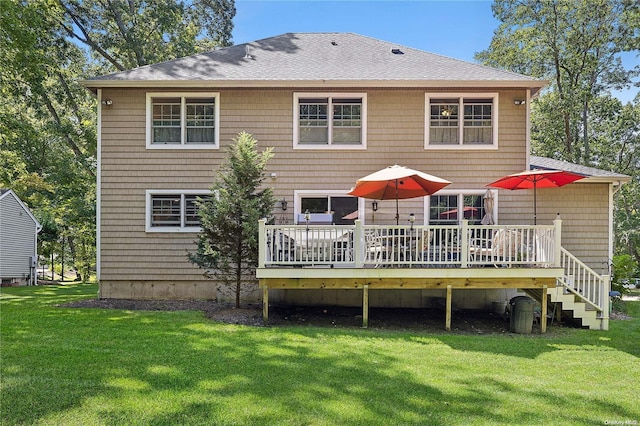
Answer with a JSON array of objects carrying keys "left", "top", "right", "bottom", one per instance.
[
  {"left": 545, "top": 183, "right": 610, "bottom": 273},
  {"left": 99, "top": 87, "right": 535, "bottom": 288},
  {"left": 496, "top": 183, "right": 610, "bottom": 273}
]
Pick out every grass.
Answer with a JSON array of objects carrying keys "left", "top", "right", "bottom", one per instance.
[{"left": 1, "top": 284, "right": 639, "bottom": 425}]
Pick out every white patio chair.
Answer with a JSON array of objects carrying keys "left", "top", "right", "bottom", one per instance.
[
  {"left": 365, "top": 231, "right": 386, "bottom": 266},
  {"left": 471, "top": 228, "right": 522, "bottom": 266}
]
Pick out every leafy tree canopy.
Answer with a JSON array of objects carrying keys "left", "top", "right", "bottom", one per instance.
[
  {"left": 476, "top": 0, "right": 639, "bottom": 164},
  {"left": 0, "top": 0, "right": 236, "bottom": 278}
]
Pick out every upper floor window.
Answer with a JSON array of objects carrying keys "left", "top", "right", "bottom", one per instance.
[
  {"left": 294, "top": 93, "right": 367, "bottom": 149},
  {"left": 146, "top": 92, "right": 220, "bottom": 149},
  {"left": 425, "top": 94, "right": 498, "bottom": 149},
  {"left": 146, "top": 190, "right": 212, "bottom": 232}
]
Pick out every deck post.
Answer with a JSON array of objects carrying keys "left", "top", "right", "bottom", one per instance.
[
  {"left": 445, "top": 285, "right": 452, "bottom": 331},
  {"left": 461, "top": 220, "right": 469, "bottom": 268},
  {"left": 258, "top": 219, "right": 266, "bottom": 268},
  {"left": 262, "top": 285, "right": 269, "bottom": 325},
  {"left": 541, "top": 285, "right": 547, "bottom": 333},
  {"left": 354, "top": 220, "right": 364, "bottom": 267},
  {"left": 362, "top": 285, "right": 369, "bottom": 328},
  {"left": 601, "top": 275, "right": 610, "bottom": 331},
  {"left": 553, "top": 217, "right": 562, "bottom": 267}
]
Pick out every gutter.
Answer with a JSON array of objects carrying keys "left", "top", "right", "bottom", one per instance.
[{"left": 80, "top": 78, "right": 548, "bottom": 93}]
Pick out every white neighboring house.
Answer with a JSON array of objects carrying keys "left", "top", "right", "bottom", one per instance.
[{"left": 0, "top": 189, "right": 42, "bottom": 286}]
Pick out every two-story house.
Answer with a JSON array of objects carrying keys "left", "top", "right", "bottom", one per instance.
[{"left": 83, "top": 33, "right": 629, "bottom": 330}]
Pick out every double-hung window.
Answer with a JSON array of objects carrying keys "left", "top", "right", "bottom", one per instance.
[
  {"left": 146, "top": 92, "right": 220, "bottom": 149},
  {"left": 428, "top": 191, "right": 492, "bottom": 225},
  {"left": 425, "top": 93, "right": 498, "bottom": 149},
  {"left": 146, "top": 190, "right": 212, "bottom": 232},
  {"left": 294, "top": 93, "right": 367, "bottom": 149}
]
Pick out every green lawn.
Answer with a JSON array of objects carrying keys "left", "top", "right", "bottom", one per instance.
[{"left": 2, "top": 284, "right": 639, "bottom": 426}]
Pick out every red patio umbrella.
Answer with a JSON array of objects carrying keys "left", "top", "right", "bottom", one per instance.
[
  {"left": 486, "top": 169, "right": 586, "bottom": 224},
  {"left": 348, "top": 165, "right": 451, "bottom": 224}
]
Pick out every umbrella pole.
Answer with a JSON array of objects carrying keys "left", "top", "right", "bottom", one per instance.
[
  {"left": 534, "top": 181, "right": 537, "bottom": 225},
  {"left": 395, "top": 179, "right": 399, "bottom": 225}
]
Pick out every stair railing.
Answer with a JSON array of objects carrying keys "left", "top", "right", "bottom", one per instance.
[{"left": 559, "top": 247, "right": 609, "bottom": 315}]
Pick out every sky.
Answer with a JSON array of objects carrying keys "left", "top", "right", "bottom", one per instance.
[{"left": 232, "top": 0, "right": 638, "bottom": 103}]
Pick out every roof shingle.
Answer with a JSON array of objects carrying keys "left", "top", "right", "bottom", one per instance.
[
  {"left": 531, "top": 156, "right": 630, "bottom": 181},
  {"left": 85, "top": 32, "right": 545, "bottom": 87}
]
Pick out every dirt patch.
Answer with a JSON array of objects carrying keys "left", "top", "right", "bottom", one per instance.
[
  {"left": 58, "top": 298, "right": 635, "bottom": 332},
  {"left": 62, "top": 298, "right": 535, "bottom": 333},
  {"left": 267, "top": 305, "right": 519, "bottom": 333}
]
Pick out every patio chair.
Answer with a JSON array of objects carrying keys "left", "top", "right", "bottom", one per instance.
[
  {"left": 365, "top": 231, "right": 386, "bottom": 266},
  {"left": 471, "top": 228, "right": 522, "bottom": 266}
]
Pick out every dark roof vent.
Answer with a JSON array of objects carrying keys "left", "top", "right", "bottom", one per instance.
[{"left": 391, "top": 48, "right": 404, "bottom": 55}]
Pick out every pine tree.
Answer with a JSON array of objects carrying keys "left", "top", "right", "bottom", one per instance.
[{"left": 188, "top": 132, "right": 274, "bottom": 308}]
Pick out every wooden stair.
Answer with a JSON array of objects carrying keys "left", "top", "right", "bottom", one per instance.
[{"left": 524, "top": 286, "right": 607, "bottom": 330}]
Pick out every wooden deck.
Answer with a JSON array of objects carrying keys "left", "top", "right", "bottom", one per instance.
[{"left": 257, "top": 219, "right": 564, "bottom": 332}]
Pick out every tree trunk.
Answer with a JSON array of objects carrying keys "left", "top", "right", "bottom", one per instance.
[
  {"left": 583, "top": 99, "right": 590, "bottom": 164},
  {"left": 235, "top": 281, "right": 240, "bottom": 309},
  {"left": 235, "top": 235, "right": 243, "bottom": 308},
  {"left": 61, "top": 236, "right": 65, "bottom": 282},
  {"left": 563, "top": 113, "right": 572, "bottom": 156}
]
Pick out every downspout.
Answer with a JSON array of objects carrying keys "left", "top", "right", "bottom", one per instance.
[
  {"left": 32, "top": 222, "right": 42, "bottom": 286},
  {"left": 525, "top": 89, "right": 531, "bottom": 169},
  {"left": 608, "top": 181, "right": 624, "bottom": 277},
  {"left": 96, "top": 89, "right": 102, "bottom": 289}
]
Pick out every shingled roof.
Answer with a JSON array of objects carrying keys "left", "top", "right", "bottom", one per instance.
[
  {"left": 83, "top": 32, "right": 546, "bottom": 90},
  {"left": 531, "top": 156, "right": 630, "bottom": 183}
]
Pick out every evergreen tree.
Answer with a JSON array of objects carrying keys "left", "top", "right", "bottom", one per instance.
[{"left": 188, "top": 132, "right": 274, "bottom": 308}]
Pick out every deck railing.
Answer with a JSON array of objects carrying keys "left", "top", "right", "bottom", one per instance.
[
  {"left": 559, "top": 248, "right": 608, "bottom": 313},
  {"left": 258, "top": 219, "right": 562, "bottom": 269}
]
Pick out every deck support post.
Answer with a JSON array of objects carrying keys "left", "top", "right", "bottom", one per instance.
[
  {"left": 541, "top": 285, "right": 547, "bottom": 333},
  {"left": 553, "top": 217, "right": 562, "bottom": 267},
  {"left": 445, "top": 285, "right": 452, "bottom": 331},
  {"left": 262, "top": 286, "right": 269, "bottom": 325},
  {"left": 362, "top": 285, "right": 369, "bottom": 328}
]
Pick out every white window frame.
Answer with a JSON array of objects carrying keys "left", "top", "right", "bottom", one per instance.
[
  {"left": 146, "top": 190, "right": 213, "bottom": 233},
  {"left": 146, "top": 92, "right": 220, "bottom": 149},
  {"left": 294, "top": 190, "right": 363, "bottom": 222},
  {"left": 293, "top": 93, "right": 367, "bottom": 150},
  {"left": 425, "top": 189, "right": 498, "bottom": 224},
  {"left": 424, "top": 93, "right": 499, "bottom": 150}
]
